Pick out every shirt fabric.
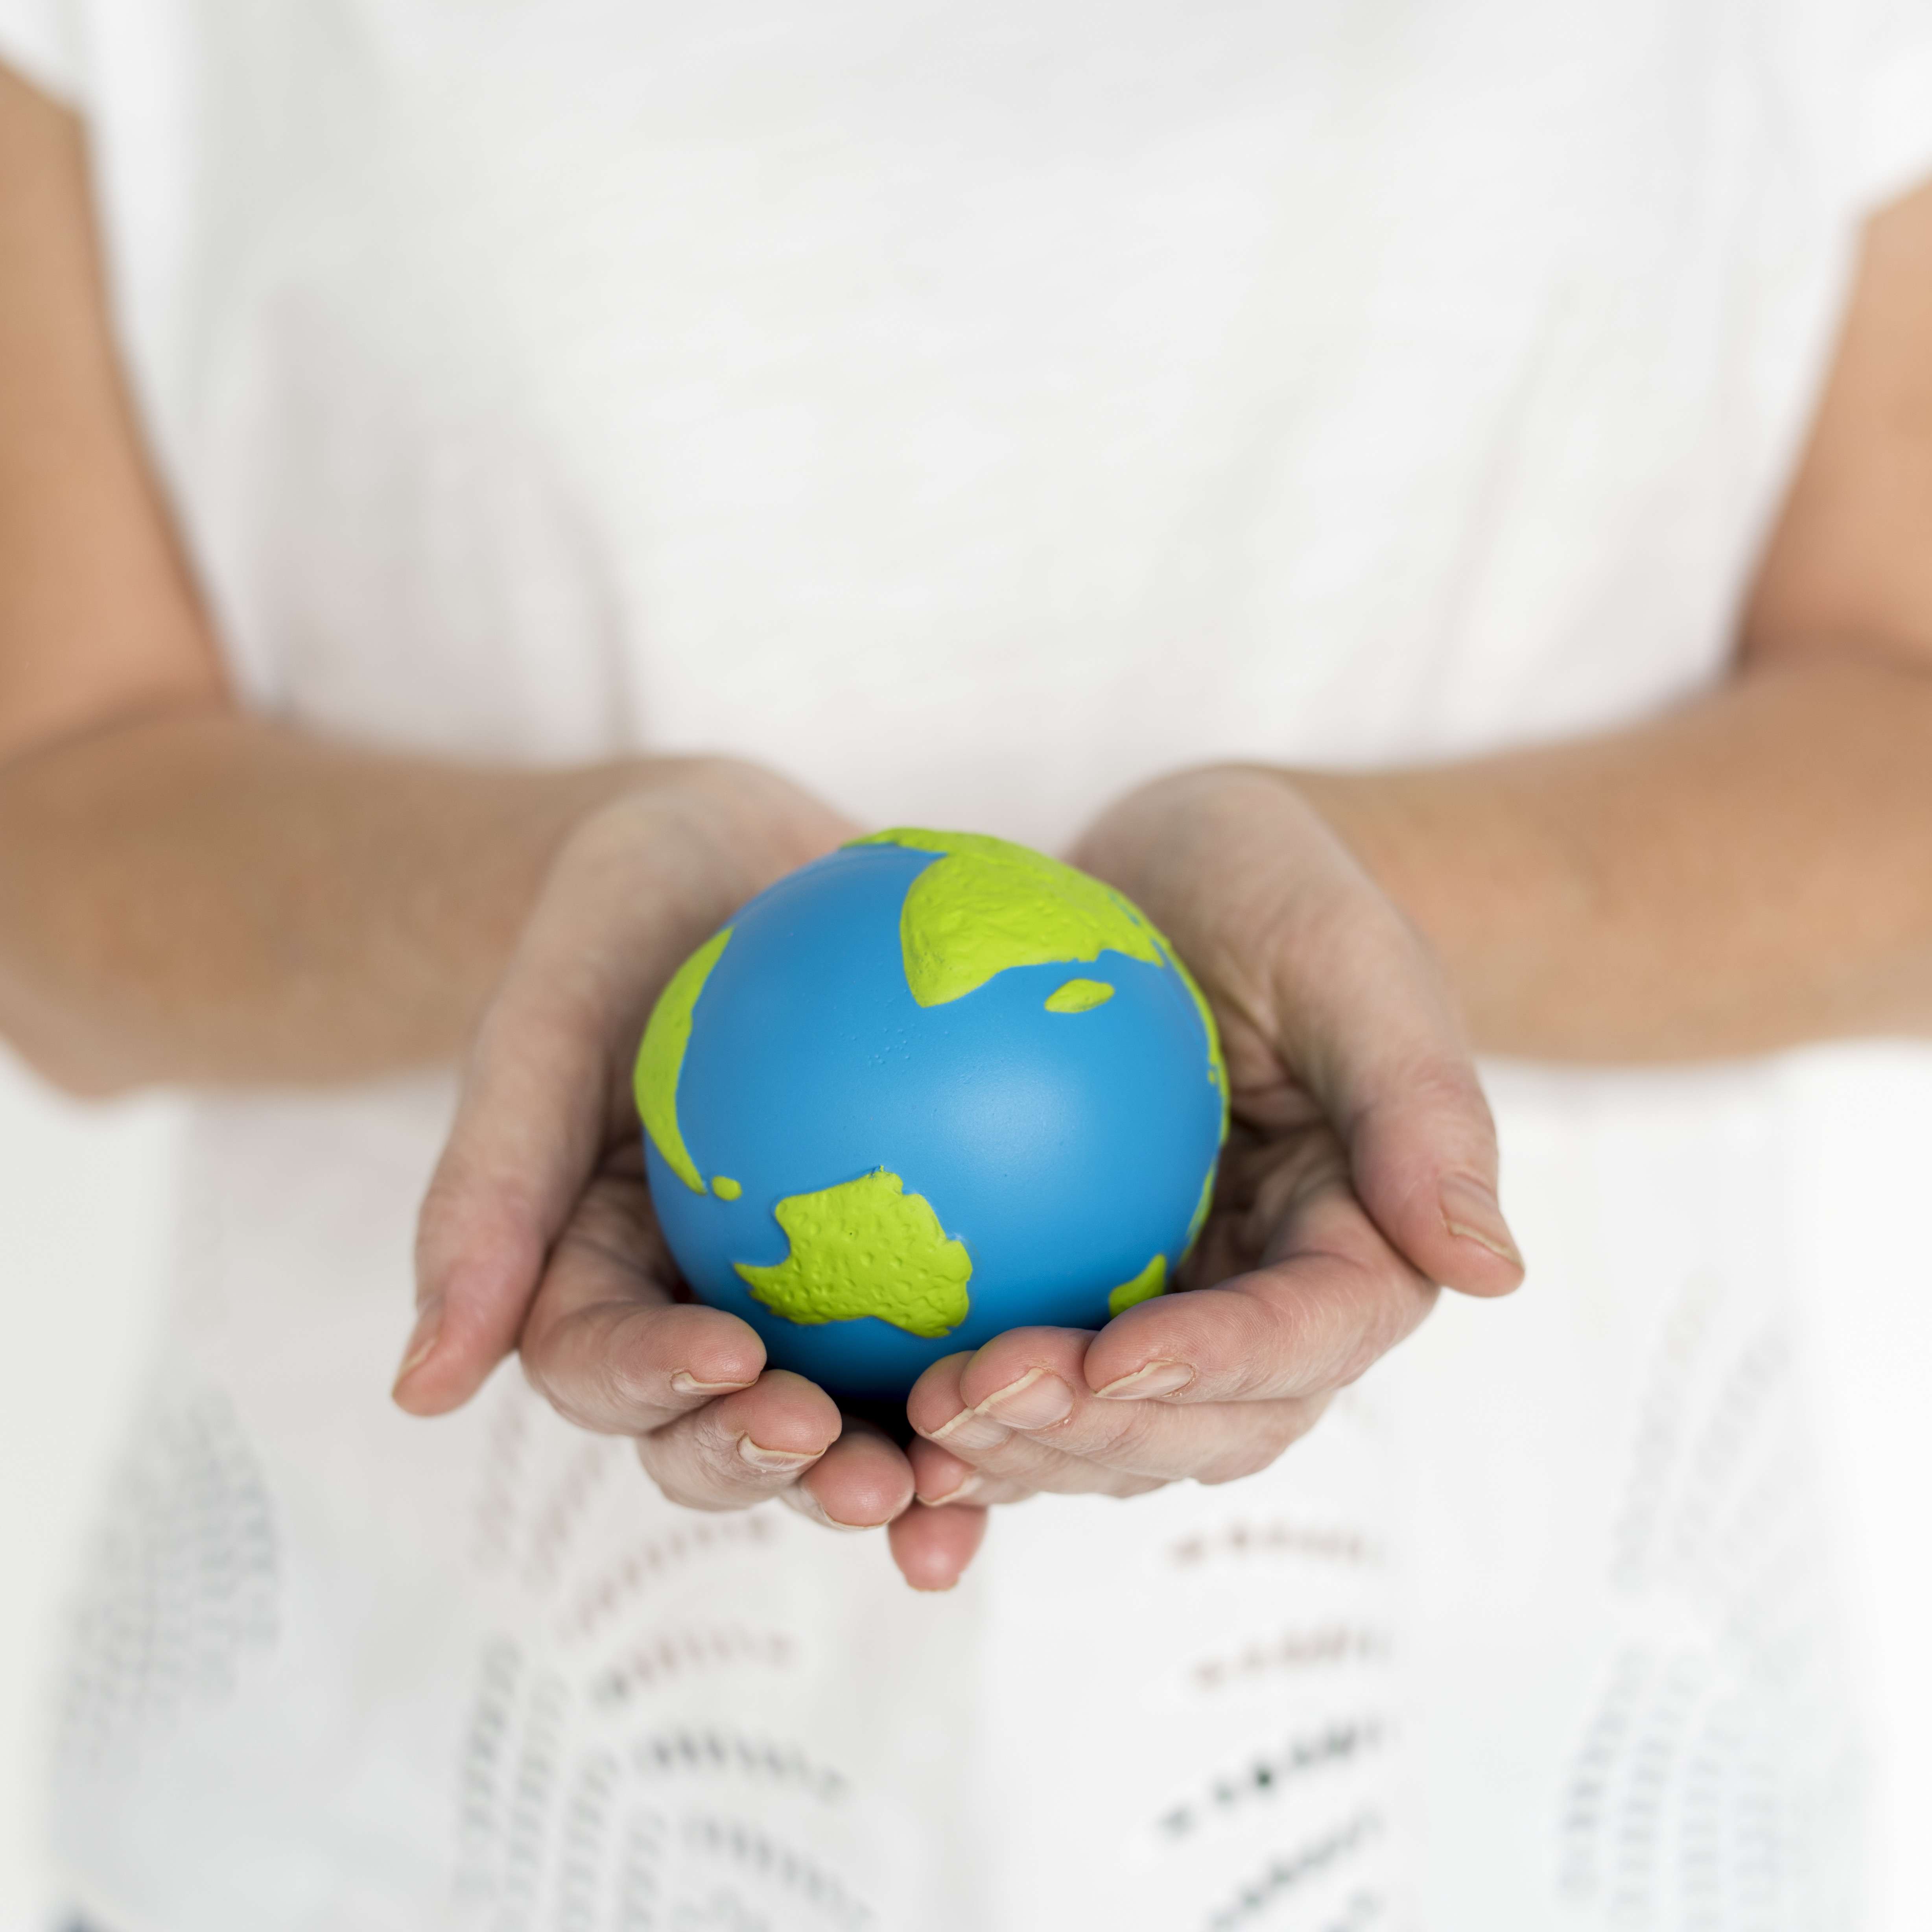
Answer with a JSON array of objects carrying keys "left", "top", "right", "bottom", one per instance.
[{"left": 4, "top": 2, "right": 1932, "bottom": 1927}]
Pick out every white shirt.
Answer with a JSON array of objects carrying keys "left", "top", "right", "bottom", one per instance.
[{"left": 4, "top": 2, "right": 1931, "bottom": 1925}]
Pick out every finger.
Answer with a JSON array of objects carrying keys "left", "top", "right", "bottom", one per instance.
[
  {"left": 404, "top": 988, "right": 613, "bottom": 1414},
  {"left": 635, "top": 1370, "right": 844, "bottom": 1511},
  {"left": 921, "top": 1395, "right": 1323, "bottom": 1492},
  {"left": 1083, "top": 1228, "right": 1436, "bottom": 1408},
  {"left": 1306, "top": 960, "right": 1523, "bottom": 1299},
  {"left": 906, "top": 1135, "right": 1435, "bottom": 1418},
  {"left": 905, "top": 1436, "right": 1038, "bottom": 1509},
  {"left": 1255, "top": 841, "right": 1523, "bottom": 1298},
  {"left": 888, "top": 1502, "right": 992, "bottom": 1591},
  {"left": 909, "top": 1338, "right": 1168, "bottom": 1493},
  {"left": 1080, "top": 1120, "right": 1436, "bottom": 1403},
  {"left": 783, "top": 1418, "right": 917, "bottom": 1530},
  {"left": 1100, "top": 1125, "right": 1434, "bottom": 1403},
  {"left": 401, "top": 795, "right": 733, "bottom": 1414},
  {"left": 1081, "top": 771, "right": 1523, "bottom": 1300},
  {"left": 526, "top": 1299, "right": 768, "bottom": 1435},
  {"left": 909, "top": 1349, "right": 1103, "bottom": 1492},
  {"left": 907, "top": 1329, "right": 1091, "bottom": 1445},
  {"left": 516, "top": 1191, "right": 768, "bottom": 1434},
  {"left": 403, "top": 909, "right": 662, "bottom": 1413},
  {"left": 901, "top": 1126, "right": 1434, "bottom": 1496},
  {"left": 911, "top": 1327, "right": 1328, "bottom": 1490}
]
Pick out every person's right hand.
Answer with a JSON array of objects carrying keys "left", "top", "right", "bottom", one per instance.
[{"left": 396, "top": 760, "right": 972, "bottom": 1563}]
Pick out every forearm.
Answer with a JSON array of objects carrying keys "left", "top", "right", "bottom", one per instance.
[
  {"left": 0, "top": 704, "right": 654, "bottom": 1091},
  {"left": 1291, "top": 654, "right": 1932, "bottom": 1060}
]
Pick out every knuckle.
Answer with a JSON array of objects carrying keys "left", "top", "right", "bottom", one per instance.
[
  {"left": 517, "top": 1342, "right": 590, "bottom": 1427},
  {"left": 1065, "top": 1401, "right": 1165, "bottom": 1463},
  {"left": 972, "top": 1433, "right": 1066, "bottom": 1484},
  {"left": 1249, "top": 1268, "right": 1416, "bottom": 1396},
  {"left": 1414, "top": 1064, "right": 1497, "bottom": 1142},
  {"left": 695, "top": 1422, "right": 769, "bottom": 1491},
  {"left": 521, "top": 1322, "right": 628, "bottom": 1432},
  {"left": 1196, "top": 1408, "right": 1318, "bottom": 1484},
  {"left": 635, "top": 1437, "right": 757, "bottom": 1513}
]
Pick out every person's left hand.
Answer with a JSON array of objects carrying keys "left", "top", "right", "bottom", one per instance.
[{"left": 888, "top": 767, "right": 1523, "bottom": 1584}]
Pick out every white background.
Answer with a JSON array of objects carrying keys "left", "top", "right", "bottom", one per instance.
[{"left": 1, "top": 1041, "right": 1928, "bottom": 1929}]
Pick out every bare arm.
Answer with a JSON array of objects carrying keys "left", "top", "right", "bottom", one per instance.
[
  {"left": 0, "top": 66, "right": 842, "bottom": 1095},
  {"left": 1284, "top": 180, "right": 1932, "bottom": 1060}
]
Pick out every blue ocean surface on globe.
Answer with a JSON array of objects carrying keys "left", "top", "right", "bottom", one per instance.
[{"left": 642, "top": 835, "right": 1226, "bottom": 1401}]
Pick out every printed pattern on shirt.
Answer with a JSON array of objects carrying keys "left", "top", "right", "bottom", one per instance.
[{"left": 1555, "top": 1269, "right": 1861, "bottom": 1931}]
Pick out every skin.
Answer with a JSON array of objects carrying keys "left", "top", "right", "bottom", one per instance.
[{"left": 4, "top": 59, "right": 1930, "bottom": 1590}]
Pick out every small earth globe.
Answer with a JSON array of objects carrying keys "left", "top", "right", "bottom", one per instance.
[{"left": 635, "top": 828, "right": 1229, "bottom": 1401}]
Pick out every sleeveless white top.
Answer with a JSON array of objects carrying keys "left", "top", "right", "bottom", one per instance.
[{"left": 5, "top": 3, "right": 1932, "bottom": 1926}]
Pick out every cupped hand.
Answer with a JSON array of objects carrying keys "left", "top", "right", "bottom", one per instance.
[
  {"left": 396, "top": 760, "right": 972, "bottom": 1565},
  {"left": 892, "top": 767, "right": 1522, "bottom": 1583}
]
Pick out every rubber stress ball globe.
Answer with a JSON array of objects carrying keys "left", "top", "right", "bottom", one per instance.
[{"left": 635, "top": 828, "right": 1229, "bottom": 1401}]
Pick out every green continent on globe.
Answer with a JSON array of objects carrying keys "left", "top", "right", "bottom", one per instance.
[
  {"left": 855, "top": 830, "right": 1229, "bottom": 1139},
  {"left": 857, "top": 828, "right": 1163, "bottom": 1007},
  {"left": 1107, "top": 1253, "right": 1167, "bottom": 1318},
  {"left": 634, "top": 926, "right": 732, "bottom": 1195},
  {"left": 735, "top": 1169, "right": 973, "bottom": 1338},
  {"left": 1185, "top": 1163, "right": 1215, "bottom": 1254},
  {"left": 1044, "top": 977, "right": 1115, "bottom": 1013},
  {"left": 1156, "top": 935, "right": 1230, "bottom": 1138}
]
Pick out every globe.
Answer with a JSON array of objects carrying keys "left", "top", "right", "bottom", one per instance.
[{"left": 635, "top": 828, "right": 1229, "bottom": 1401}]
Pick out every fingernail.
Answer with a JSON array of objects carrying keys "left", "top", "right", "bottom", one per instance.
[
  {"left": 737, "top": 1435, "right": 821, "bottom": 1473},
  {"left": 929, "top": 1408, "right": 1013, "bottom": 1451},
  {"left": 1440, "top": 1172, "right": 1523, "bottom": 1268},
  {"left": 392, "top": 1296, "right": 444, "bottom": 1392},
  {"left": 916, "top": 1471, "right": 982, "bottom": 1507},
  {"left": 1093, "top": 1359, "right": 1195, "bottom": 1400},
  {"left": 671, "top": 1371, "right": 758, "bottom": 1396},
  {"left": 976, "top": 1367, "right": 1073, "bottom": 1431}
]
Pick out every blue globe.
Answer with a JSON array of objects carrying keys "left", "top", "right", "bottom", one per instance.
[{"left": 637, "top": 830, "right": 1227, "bottom": 1401}]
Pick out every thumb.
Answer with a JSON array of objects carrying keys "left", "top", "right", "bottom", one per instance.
[
  {"left": 1077, "top": 764, "right": 1522, "bottom": 1298},
  {"left": 396, "top": 786, "right": 747, "bottom": 1414},
  {"left": 400, "top": 962, "right": 618, "bottom": 1414},
  {"left": 1278, "top": 890, "right": 1523, "bottom": 1298}
]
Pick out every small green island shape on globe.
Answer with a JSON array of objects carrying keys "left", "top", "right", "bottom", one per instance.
[{"left": 637, "top": 828, "right": 1228, "bottom": 1400}]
